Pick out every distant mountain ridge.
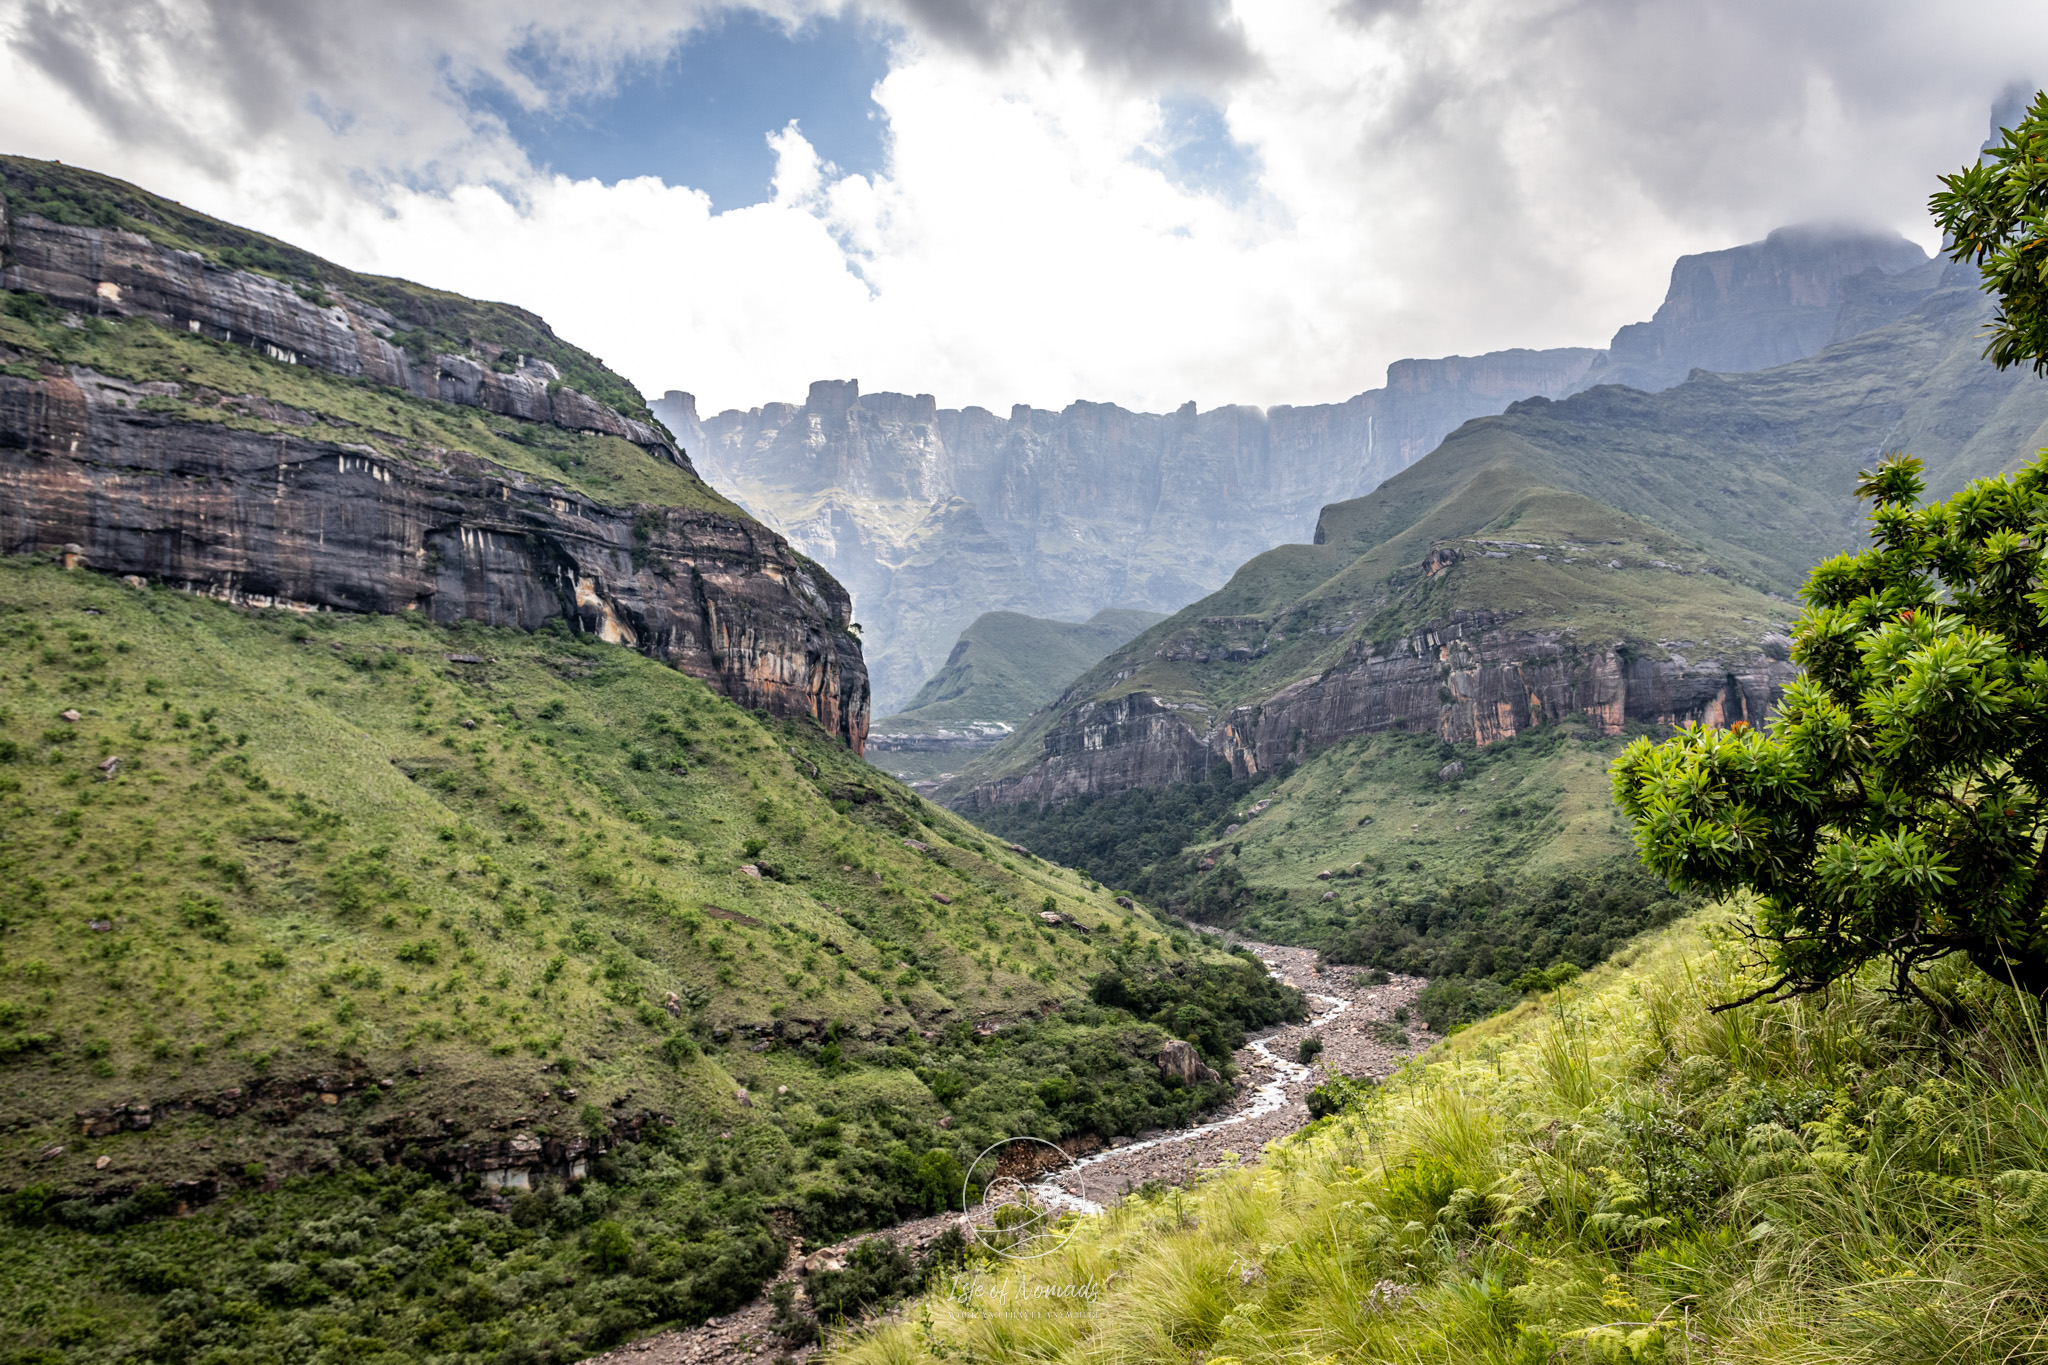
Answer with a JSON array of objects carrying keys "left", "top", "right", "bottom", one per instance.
[
  {"left": 657, "top": 224, "right": 1931, "bottom": 713},
  {"left": 944, "top": 259, "right": 2048, "bottom": 811},
  {"left": 867, "top": 607, "right": 1166, "bottom": 782}
]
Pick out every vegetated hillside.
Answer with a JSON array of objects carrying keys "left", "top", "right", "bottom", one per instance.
[
  {"left": 943, "top": 258, "right": 2048, "bottom": 1034},
  {"left": 975, "top": 717, "right": 1699, "bottom": 1031},
  {"left": 0, "top": 561, "right": 1300, "bottom": 1365},
  {"left": 869, "top": 609, "right": 1165, "bottom": 784},
  {"left": 0, "top": 156, "right": 869, "bottom": 747},
  {"left": 837, "top": 909, "right": 2048, "bottom": 1365}
]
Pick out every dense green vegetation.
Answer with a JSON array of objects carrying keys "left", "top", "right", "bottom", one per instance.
[
  {"left": 0, "top": 156, "right": 659, "bottom": 426},
  {"left": 970, "top": 766, "right": 1273, "bottom": 896},
  {"left": 1622, "top": 449, "right": 2048, "bottom": 1003},
  {"left": 0, "top": 561, "right": 1264, "bottom": 1365},
  {"left": 837, "top": 911, "right": 2048, "bottom": 1365},
  {"left": 974, "top": 721, "right": 1698, "bottom": 1032}
]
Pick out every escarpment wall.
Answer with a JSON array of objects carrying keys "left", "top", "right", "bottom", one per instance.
[
  {"left": 0, "top": 212, "right": 680, "bottom": 458},
  {"left": 0, "top": 366, "right": 869, "bottom": 749},
  {"left": 959, "top": 612, "right": 1793, "bottom": 807}
]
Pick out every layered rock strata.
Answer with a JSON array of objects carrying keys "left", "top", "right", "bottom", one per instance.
[
  {"left": 1, "top": 213, "right": 678, "bottom": 456},
  {"left": 958, "top": 611, "right": 1794, "bottom": 808},
  {"left": 0, "top": 366, "right": 869, "bottom": 749}
]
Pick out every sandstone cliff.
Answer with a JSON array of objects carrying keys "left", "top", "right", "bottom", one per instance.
[
  {"left": 947, "top": 260, "right": 2048, "bottom": 811},
  {"left": 663, "top": 226, "right": 1929, "bottom": 715},
  {"left": 0, "top": 157, "right": 868, "bottom": 749},
  {"left": 959, "top": 612, "right": 1795, "bottom": 807},
  {"left": 659, "top": 344, "right": 1602, "bottom": 710}
]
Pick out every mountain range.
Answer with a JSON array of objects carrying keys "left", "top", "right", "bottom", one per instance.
[
  {"left": 946, "top": 256, "right": 2048, "bottom": 815},
  {"left": 655, "top": 224, "right": 1932, "bottom": 713}
]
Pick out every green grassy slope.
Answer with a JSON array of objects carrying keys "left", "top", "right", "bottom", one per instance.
[
  {"left": 0, "top": 561, "right": 1292, "bottom": 1365},
  {"left": 880, "top": 609, "right": 1167, "bottom": 734},
  {"left": 974, "top": 718, "right": 1698, "bottom": 1030},
  {"left": 1, "top": 156, "right": 658, "bottom": 427},
  {"left": 838, "top": 909, "right": 2048, "bottom": 1365}
]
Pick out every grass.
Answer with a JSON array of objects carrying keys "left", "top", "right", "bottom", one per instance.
[
  {"left": 0, "top": 294, "right": 742, "bottom": 517},
  {"left": 0, "top": 559, "right": 1267, "bottom": 1365},
  {"left": 831, "top": 908, "right": 2048, "bottom": 1365},
  {"left": 976, "top": 718, "right": 1700, "bottom": 1030},
  {"left": 879, "top": 610, "right": 1167, "bottom": 735}
]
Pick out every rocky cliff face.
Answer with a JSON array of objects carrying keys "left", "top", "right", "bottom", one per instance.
[
  {"left": 2, "top": 212, "right": 677, "bottom": 455},
  {"left": 957, "top": 613, "right": 1794, "bottom": 807},
  {"left": 659, "top": 344, "right": 1602, "bottom": 710},
  {"left": 664, "top": 226, "right": 1928, "bottom": 714},
  {"left": 1573, "top": 225, "right": 1931, "bottom": 394},
  {"left": 0, "top": 167, "right": 868, "bottom": 749},
  {"left": 0, "top": 365, "right": 869, "bottom": 748}
]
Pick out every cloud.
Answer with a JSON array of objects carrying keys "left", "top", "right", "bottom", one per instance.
[
  {"left": 884, "top": 0, "right": 1255, "bottom": 85},
  {"left": 0, "top": 0, "right": 2043, "bottom": 419}
]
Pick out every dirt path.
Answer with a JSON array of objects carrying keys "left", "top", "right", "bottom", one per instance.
[{"left": 589, "top": 941, "right": 1430, "bottom": 1365}]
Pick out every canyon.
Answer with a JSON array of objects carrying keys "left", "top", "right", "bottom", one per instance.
[{"left": 947, "top": 257, "right": 2048, "bottom": 811}]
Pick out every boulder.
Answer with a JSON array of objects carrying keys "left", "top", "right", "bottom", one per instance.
[{"left": 1156, "top": 1039, "right": 1221, "bottom": 1086}]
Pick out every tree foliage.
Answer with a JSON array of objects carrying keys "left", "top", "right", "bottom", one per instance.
[
  {"left": 1933, "top": 90, "right": 2048, "bottom": 373},
  {"left": 1614, "top": 453, "right": 2048, "bottom": 1004},
  {"left": 1619, "top": 91, "right": 2048, "bottom": 1009}
]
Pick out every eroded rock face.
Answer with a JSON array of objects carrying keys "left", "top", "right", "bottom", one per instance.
[
  {"left": 961, "top": 611, "right": 1793, "bottom": 807},
  {"left": 1156, "top": 1039, "right": 1221, "bottom": 1087},
  {"left": 0, "top": 213, "right": 681, "bottom": 455},
  {"left": 0, "top": 367, "right": 869, "bottom": 749},
  {"left": 663, "top": 352, "right": 1606, "bottom": 711}
]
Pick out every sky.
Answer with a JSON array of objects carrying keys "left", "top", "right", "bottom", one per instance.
[{"left": 0, "top": 0, "right": 2042, "bottom": 416}]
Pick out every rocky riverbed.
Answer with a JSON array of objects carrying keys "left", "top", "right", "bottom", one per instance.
[{"left": 588, "top": 941, "right": 1431, "bottom": 1365}]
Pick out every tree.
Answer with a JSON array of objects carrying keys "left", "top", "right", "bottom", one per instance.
[
  {"left": 1614, "top": 89, "right": 2048, "bottom": 1009},
  {"left": 1932, "top": 89, "right": 2048, "bottom": 373}
]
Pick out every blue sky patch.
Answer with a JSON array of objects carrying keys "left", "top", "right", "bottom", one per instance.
[
  {"left": 470, "top": 10, "right": 896, "bottom": 210},
  {"left": 1141, "top": 94, "right": 1261, "bottom": 203}
]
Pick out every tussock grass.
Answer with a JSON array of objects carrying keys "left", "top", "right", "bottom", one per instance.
[{"left": 836, "top": 912, "right": 2048, "bottom": 1364}]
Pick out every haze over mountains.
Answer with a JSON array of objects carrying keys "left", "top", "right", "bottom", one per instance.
[
  {"left": 656, "top": 224, "right": 1933, "bottom": 713},
  {"left": 948, "top": 255, "right": 2048, "bottom": 814}
]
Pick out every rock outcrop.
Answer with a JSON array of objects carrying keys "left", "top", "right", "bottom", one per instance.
[
  {"left": 961, "top": 613, "right": 1794, "bottom": 807},
  {"left": 0, "top": 365, "right": 869, "bottom": 749},
  {"left": 2, "top": 212, "right": 679, "bottom": 457},
  {"left": 1571, "top": 225, "right": 1934, "bottom": 395},
  {"left": 1155, "top": 1039, "right": 1221, "bottom": 1087}
]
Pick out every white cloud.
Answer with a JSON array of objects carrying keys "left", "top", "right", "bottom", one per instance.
[{"left": 1, "top": 0, "right": 2043, "bottom": 414}]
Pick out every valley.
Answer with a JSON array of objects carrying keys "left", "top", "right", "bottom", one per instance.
[{"left": 585, "top": 939, "right": 1434, "bottom": 1365}]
